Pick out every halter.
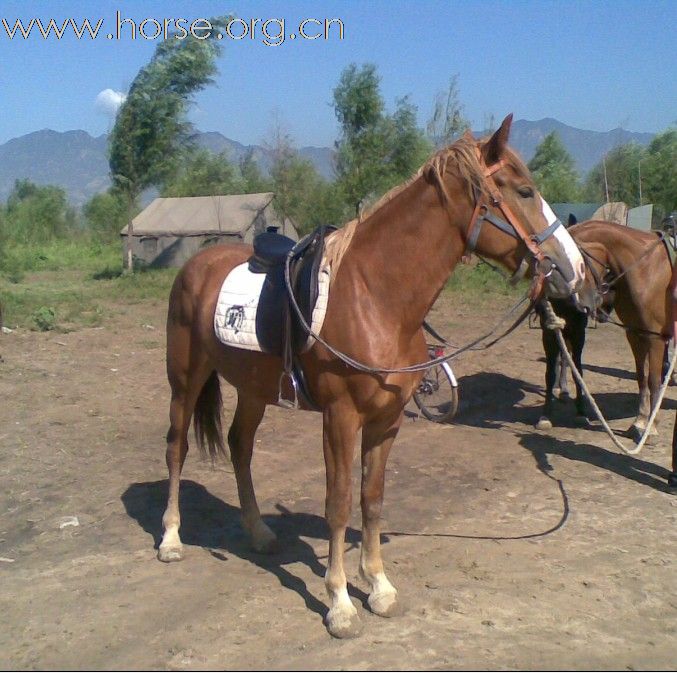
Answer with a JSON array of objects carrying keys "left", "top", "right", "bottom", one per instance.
[{"left": 463, "top": 156, "right": 563, "bottom": 299}]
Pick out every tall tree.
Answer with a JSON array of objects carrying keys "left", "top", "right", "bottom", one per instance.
[
  {"left": 333, "top": 63, "right": 392, "bottom": 216},
  {"left": 389, "top": 96, "right": 433, "bottom": 182},
  {"left": 528, "top": 132, "right": 581, "bottom": 202},
  {"left": 239, "top": 148, "right": 272, "bottom": 194},
  {"left": 426, "top": 74, "right": 470, "bottom": 148},
  {"left": 583, "top": 142, "right": 646, "bottom": 207},
  {"left": 109, "top": 16, "right": 228, "bottom": 271},
  {"left": 82, "top": 190, "right": 131, "bottom": 243},
  {"left": 643, "top": 128, "right": 677, "bottom": 219},
  {"left": 333, "top": 63, "right": 430, "bottom": 216}
]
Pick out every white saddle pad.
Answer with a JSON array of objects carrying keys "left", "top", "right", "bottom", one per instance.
[{"left": 214, "top": 261, "right": 331, "bottom": 352}]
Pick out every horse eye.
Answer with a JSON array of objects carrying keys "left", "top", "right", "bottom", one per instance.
[{"left": 518, "top": 186, "right": 535, "bottom": 198}]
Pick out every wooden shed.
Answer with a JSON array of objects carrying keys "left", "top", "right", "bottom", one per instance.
[{"left": 120, "top": 192, "right": 298, "bottom": 268}]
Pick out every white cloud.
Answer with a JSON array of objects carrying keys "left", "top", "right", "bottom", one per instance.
[{"left": 95, "top": 89, "right": 126, "bottom": 116}]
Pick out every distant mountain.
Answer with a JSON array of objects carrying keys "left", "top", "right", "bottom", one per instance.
[
  {"left": 0, "top": 120, "right": 655, "bottom": 206},
  {"left": 506, "top": 118, "right": 654, "bottom": 174}
]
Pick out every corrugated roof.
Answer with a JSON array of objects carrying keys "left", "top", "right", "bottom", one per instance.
[{"left": 121, "top": 193, "right": 277, "bottom": 236}]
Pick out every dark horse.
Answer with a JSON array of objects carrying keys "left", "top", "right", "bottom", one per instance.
[
  {"left": 158, "top": 116, "right": 584, "bottom": 638},
  {"left": 535, "top": 220, "right": 677, "bottom": 485}
]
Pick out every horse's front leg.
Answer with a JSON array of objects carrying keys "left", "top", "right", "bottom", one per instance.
[
  {"left": 360, "top": 412, "right": 402, "bottom": 618},
  {"left": 322, "top": 404, "right": 362, "bottom": 639},
  {"left": 627, "top": 333, "right": 655, "bottom": 440},
  {"left": 537, "top": 330, "right": 558, "bottom": 430}
]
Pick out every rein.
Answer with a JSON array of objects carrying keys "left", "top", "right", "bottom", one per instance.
[
  {"left": 542, "top": 299, "right": 677, "bottom": 456},
  {"left": 283, "top": 152, "right": 561, "bottom": 376},
  {"left": 579, "top": 232, "right": 672, "bottom": 339}
]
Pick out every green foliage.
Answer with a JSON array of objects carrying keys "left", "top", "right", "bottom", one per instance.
[
  {"left": 269, "top": 130, "right": 347, "bottom": 234},
  {"left": 108, "top": 17, "right": 229, "bottom": 201},
  {"left": 426, "top": 74, "right": 470, "bottom": 148},
  {"left": 528, "top": 133, "right": 580, "bottom": 202},
  {"left": 82, "top": 190, "right": 131, "bottom": 242},
  {"left": 32, "top": 305, "right": 56, "bottom": 331},
  {"left": 162, "top": 149, "right": 243, "bottom": 197},
  {"left": 388, "top": 96, "right": 434, "bottom": 183},
  {"left": 643, "top": 128, "right": 677, "bottom": 219},
  {"left": 240, "top": 149, "right": 272, "bottom": 194},
  {"left": 583, "top": 142, "right": 646, "bottom": 207},
  {"left": 333, "top": 63, "right": 430, "bottom": 216},
  {"left": 3, "top": 179, "right": 77, "bottom": 244}
]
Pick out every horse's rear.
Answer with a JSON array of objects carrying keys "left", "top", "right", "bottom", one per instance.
[
  {"left": 161, "top": 242, "right": 283, "bottom": 562},
  {"left": 571, "top": 220, "right": 673, "bottom": 440}
]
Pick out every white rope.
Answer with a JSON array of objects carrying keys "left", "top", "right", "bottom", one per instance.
[{"left": 547, "top": 304, "right": 677, "bottom": 456}]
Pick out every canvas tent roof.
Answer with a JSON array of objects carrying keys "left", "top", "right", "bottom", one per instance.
[{"left": 120, "top": 192, "right": 282, "bottom": 237}]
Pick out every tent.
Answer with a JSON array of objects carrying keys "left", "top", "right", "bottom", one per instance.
[{"left": 120, "top": 192, "right": 298, "bottom": 268}]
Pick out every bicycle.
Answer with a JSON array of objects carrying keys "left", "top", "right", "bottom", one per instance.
[{"left": 412, "top": 344, "right": 459, "bottom": 423}]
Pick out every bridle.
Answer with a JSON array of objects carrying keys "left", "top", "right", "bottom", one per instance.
[{"left": 462, "top": 155, "right": 564, "bottom": 300}]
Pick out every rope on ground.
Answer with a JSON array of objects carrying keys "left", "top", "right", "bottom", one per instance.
[{"left": 542, "top": 300, "right": 677, "bottom": 456}]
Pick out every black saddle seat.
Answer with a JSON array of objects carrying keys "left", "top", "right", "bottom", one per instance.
[{"left": 249, "top": 232, "right": 297, "bottom": 274}]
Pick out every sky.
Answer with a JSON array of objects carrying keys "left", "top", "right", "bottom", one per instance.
[{"left": 0, "top": 0, "right": 675, "bottom": 148}]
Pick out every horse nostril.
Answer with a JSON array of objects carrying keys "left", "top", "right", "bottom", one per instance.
[{"left": 578, "top": 261, "right": 585, "bottom": 277}]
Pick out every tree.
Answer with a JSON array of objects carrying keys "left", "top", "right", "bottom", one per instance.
[
  {"left": 643, "top": 128, "right": 677, "bottom": 219},
  {"left": 108, "top": 16, "right": 228, "bottom": 271},
  {"left": 239, "top": 148, "right": 272, "bottom": 194},
  {"left": 426, "top": 74, "right": 470, "bottom": 148},
  {"left": 333, "top": 63, "right": 393, "bottom": 216},
  {"left": 82, "top": 190, "right": 131, "bottom": 243},
  {"left": 528, "top": 132, "right": 581, "bottom": 202},
  {"left": 583, "top": 142, "right": 646, "bottom": 207},
  {"left": 333, "top": 63, "right": 430, "bottom": 216},
  {"left": 4, "top": 179, "right": 76, "bottom": 244},
  {"left": 389, "top": 96, "right": 433, "bottom": 183},
  {"left": 162, "top": 149, "right": 242, "bottom": 197}
]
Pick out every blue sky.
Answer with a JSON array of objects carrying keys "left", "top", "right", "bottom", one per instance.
[{"left": 0, "top": 0, "right": 675, "bottom": 147}]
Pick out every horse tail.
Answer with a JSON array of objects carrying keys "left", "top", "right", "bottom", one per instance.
[{"left": 193, "top": 371, "right": 227, "bottom": 461}]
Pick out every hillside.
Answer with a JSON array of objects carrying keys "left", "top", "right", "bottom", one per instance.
[{"left": 0, "top": 120, "right": 655, "bottom": 206}]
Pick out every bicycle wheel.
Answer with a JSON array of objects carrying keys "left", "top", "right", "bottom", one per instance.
[{"left": 413, "top": 360, "right": 459, "bottom": 423}]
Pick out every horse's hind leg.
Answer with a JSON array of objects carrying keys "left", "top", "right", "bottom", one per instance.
[
  {"left": 158, "top": 328, "right": 212, "bottom": 562},
  {"left": 669, "top": 410, "right": 677, "bottom": 488},
  {"left": 228, "top": 393, "right": 276, "bottom": 553},
  {"left": 359, "top": 413, "right": 402, "bottom": 618}
]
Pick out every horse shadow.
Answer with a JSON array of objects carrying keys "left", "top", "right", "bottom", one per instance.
[
  {"left": 120, "top": 480, "right": 371, "bottom": 618},
  {"left": 451, "top": 371, "right": 543, "bottom": 428},
  {"left": 518, "top": 431, "right": 673, "bottom": 493}
]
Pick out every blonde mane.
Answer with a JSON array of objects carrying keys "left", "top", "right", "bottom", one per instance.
[{"left": 325, "top": 134, "right": 527, "bottom": 274}]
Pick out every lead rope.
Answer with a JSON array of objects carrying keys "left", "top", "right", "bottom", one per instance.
[{"left": 542, "top": 300, "right": 677, "bottom": 456}]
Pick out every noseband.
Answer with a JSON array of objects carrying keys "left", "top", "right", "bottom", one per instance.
[{"left": 463, "top": 157, "right": 563, "bottom": 299}]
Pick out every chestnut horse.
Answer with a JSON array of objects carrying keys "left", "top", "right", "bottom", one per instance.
[
  {"left": 540, "top": 220, "right": 673, "bottom": 448},
  {"left": 158, "top": 116, "right": 584, "bottom": 638}
]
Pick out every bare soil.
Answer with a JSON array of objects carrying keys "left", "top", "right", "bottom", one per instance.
[{"left": 1, "top": 291, "right": 676, "bottom": 671}]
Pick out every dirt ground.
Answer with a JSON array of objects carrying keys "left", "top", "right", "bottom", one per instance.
[{"left": 1, "top": 290, "right": 676, "bottom": 671}]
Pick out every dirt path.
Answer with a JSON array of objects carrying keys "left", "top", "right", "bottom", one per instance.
[{"left": 1, "top": 294, "right": 676, "bottom": 670}]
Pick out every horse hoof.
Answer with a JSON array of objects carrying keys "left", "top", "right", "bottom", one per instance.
[
  {"left": 628, "top": 424, "right": 658, "bottom": 444},
  {"left": 574, "top": 415, "right": 590, "bottom": 427},
  {"left": 667, "top": 473, "right": 677, "bottom": 489},
  {"left": 157, "top": 545, "right": 184, "bottom": 563},
  {"left": 325, "top": 608, "right": 363, "bottom": 639},
  {"left": 250, "top": 530, "right": 279, "bottom": 555},
  {"left": 368, "top": 591, "right": 402, "bottom": 618},
  {"left": 536, "top": 417, "right": 553, "bottom": 430}
]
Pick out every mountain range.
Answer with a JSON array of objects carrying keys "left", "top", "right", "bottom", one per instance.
[{"left": 0, "top": 119, "right": 655, "bottom": 207}]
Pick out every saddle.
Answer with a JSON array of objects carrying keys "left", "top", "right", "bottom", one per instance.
[{"left": 247, "top": 225, "right": 336, "bottom": 408}]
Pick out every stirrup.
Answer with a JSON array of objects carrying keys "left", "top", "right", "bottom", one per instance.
[{"left": 277, "top": 371, "right": 299, "bottom": 410}]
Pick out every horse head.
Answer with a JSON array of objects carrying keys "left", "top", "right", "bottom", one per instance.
[{"left": 441, "top": 114, "right": 585, "bottom": 300}]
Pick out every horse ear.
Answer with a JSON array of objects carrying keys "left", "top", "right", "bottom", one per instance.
[{"left": 482, "top": 113, "right": 513, "bottom": 165}]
